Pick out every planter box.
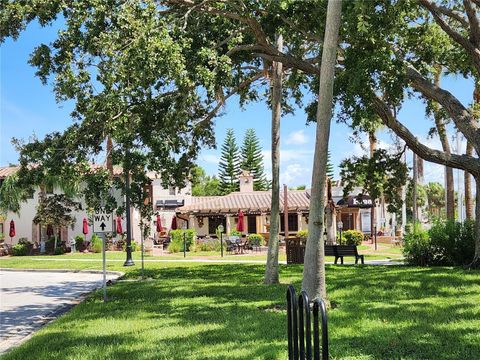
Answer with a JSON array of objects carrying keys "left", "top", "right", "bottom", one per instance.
[{"left": 286, "top": 237, "right": 307, "bottom": 264}]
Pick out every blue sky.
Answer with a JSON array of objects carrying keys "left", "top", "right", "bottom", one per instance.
[{"left": 1, "top": 20, "right": 474, "bottom": 188}]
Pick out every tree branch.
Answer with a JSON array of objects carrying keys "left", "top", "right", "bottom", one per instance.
[
  {"left": 418, "top": 0, "right": 469, "bottom": 27},
  {"left": 464, "top": 0, "right": 480, "bottom": 46},
  {"left": 194, "top": 72, "right": 264, "bottom": 127},
  {"left": 372, "top": 96, "right": 480, "bottom": 176},
  {"left": 419, "top": 0, "right": 480, "bottom": 74},
  {"left": 406, "top": 65, "right": 480, "bottom": 151}
]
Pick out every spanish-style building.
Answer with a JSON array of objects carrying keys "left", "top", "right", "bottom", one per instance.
[
  {"left": 0, "top": 166, "right": 191, "bottom": 246},
  {"left": 177, "top": 171, "right": 397, "bottom": 238},
  {"left": 1, "top": 165, "right": 396, "bottom": 246}
]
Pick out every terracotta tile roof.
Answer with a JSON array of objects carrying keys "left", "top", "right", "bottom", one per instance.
[
  {"left": 178, "top": 190, "right": 310, "bottom": 215},
  {"left": 0, "top": 166, "right": 20, "bottom": 178}
]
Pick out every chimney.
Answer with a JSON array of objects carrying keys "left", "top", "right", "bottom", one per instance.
[{"left": 239, "top": 170, "right": 254, "bottom": 192}]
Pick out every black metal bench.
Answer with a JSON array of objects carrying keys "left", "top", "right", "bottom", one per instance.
[
  {"left": 324, "top": 245, "right": 336, "bottom": 258},
  {"left": 334, "top": 245, "right": 364, "bottom": 264}
]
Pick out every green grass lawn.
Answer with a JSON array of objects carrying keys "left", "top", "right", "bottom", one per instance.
[{"left": 2, "top": 259, "right": 478, "bottom": 359}]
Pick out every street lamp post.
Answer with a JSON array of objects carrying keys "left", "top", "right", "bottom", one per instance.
[
  {"left": 337, "top": 221, "right": 343, "bottom": 245},
  {"left": 123, "top": 159, "right": 135, "bottom": 267},
  {"left": 182, "top": 222, "right": 187, "bottom": 258},
  {"left": 218, "top": 224, "right": 225, "bottom": 257}
]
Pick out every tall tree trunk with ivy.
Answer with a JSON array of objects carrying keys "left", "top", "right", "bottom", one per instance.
[
  {"left": 302, "top": 0, "right": 342, "bottom": 300},
  {"left": 264, "top": 34, "right": 283, "bottom": 285}
]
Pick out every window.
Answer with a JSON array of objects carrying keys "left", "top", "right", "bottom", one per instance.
[
  {"left": 208, "top": 216, "right": 226, "bottom": 235},
  {"left": 280, "top": 213, "right": 298, "bottom": 232},
  {"left": 247, "top": 216, "right": 257, "bottom": 234}
]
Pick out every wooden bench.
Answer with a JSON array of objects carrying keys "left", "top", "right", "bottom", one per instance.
[{"left": 334, "top": 245, "right": 364, "bottom": 264}]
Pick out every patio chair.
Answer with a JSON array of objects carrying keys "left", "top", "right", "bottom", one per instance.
[{"left": 225, "top": 239, "right": 238, "bottom": 254}]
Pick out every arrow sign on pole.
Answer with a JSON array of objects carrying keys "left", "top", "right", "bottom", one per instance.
[{"left": 93, "top": 208, "right": 113, "bottom": 233}]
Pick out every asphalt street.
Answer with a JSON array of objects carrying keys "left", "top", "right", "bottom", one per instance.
[{"left": 0, "top": 270, "right": 120, "bottom": 354}]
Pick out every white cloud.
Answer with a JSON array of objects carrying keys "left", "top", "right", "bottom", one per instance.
[
  {"left": 262, "top": 149, "right": 313, "bottom": 167},
  {"left": 199, "top": 154, "right": 220, "bottom": 164},
  {"left": 286, "top": 130, "right": 309, "bottom": 145},
  {"left": 280, "top": 163, "right": 311, "bottom": 186}
]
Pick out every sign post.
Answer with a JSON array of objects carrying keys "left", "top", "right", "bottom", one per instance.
[
  {"left": 93, "top": 208, "right": 113, "bottom": 303},
  {"left": 218, "top": 225, "right": 225, "bottom": 257}
]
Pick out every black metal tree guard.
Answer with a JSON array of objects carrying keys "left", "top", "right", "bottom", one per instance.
[{"left": 287, "top": 285, "right": 329, "bottom": 360}]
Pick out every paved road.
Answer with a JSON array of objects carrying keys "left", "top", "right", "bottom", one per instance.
[{"left": 0, "top": 270, "right": 120, "bottom": 354}]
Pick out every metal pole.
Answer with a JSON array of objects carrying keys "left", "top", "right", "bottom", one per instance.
[
  {"left": 340, "top": 229, "right": 342, "bottom": 245},
  {"left": 141, "top": 226, "right": 144, "bottom": 279},
  {"left": 183, "top": 231, "right": 186, "bottom": 258},
  {"left": 123, "top": 159, "right": 135, "bottom": 266},
  {"left": 221, "top": 232, "right": 224, "bottom": 257},
  {"left": 374, "top": 224, "right": 377, "bottom": 251},
  {"left": 102, "top": 233, "right": 107, "bottom": 302}
]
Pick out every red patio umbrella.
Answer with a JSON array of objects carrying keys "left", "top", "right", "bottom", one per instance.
[
  {"left": 82, "top": 217, "right": 89, "bottom": 243},
  {"left": 237, "top": 210, "right": 245, "bottom": 232},
  {"left": 9, "top": 220, "right": 15, "bottom": 244},
  {"left": 116, "top": 216, "right": 123, "bottom": 234},
  {"left": 156, "top": 215, "right": 162, "bottom": 232},
  {"left": 171, "top": 216, "right": 177, "bottom": 230}
]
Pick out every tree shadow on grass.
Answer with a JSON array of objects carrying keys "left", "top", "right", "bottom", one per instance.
[{"left": 3, "top": 264, "right": 479, "bottom": 359}]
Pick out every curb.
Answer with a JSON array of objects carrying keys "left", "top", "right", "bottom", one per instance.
[{"left": 0, "top": 268, "right": 124, "bottom": 277}]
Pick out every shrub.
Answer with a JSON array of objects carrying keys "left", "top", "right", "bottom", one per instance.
[
  {"left": 296, "top": 230, "right": 308, "bottom": 239},
  {"left": 196, "top": 238, "right": 221, "bottom": 251},
  {"left": 12, "top": 244, "right": 28, "bottom": 256},
  {"left": 229, "top": 229, "right": 242, "bottom": 237},
  {"left": 90, "top": 234, "right": 103, "bottom": 253},
  {"left": 168, "top": 230, "right": 196, "bottom": 253},
  {"left": 18, "top": 237, "right": 30, "bottom": 245},
  {"left": 247, "top": 233, "right": 264, "bottom": 246},
  {"left": 403, "top": 223, "right": 431, "bottom": 266},
  {"left": 428, "top": 219, "right": 475, "bottom": 266},
  {"left": 75, "top": 235, "right": 84, "bottom": 249},
  {"left": 343, "top": 230, "right": 363, "bottom": 246},
  {"left": 121, "top": 240, "right": 140, "bottom": 252},
  {"left": 54, "top": 247, "right": 65, "bottom": 255}
]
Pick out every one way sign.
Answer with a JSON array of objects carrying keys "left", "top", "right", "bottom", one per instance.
[{"left": 93, "top": 208, "right": 113, "bottom": 233}]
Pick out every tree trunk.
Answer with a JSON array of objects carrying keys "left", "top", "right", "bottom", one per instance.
[
  {"left": 413, "top": 152, "right": 418, "bottom": 223},
  {"left": 369, "top": 131, "right": 376, "bottom": 238},
  {"left": 469, "top": 175, "right": 480, "bottom": 268},
  {"left": 264, "top": 34, "right": 283, "bottom": 285},
  {"left": 433, "top": 67, "right": 455, "bottom": 220},
  {"left": 302, "top": 0, "right": 342, "bottom": 300},
  {"left": 325, "top": 205, "right": 336, "bottom": 245},
  {"left": 465, "top": 143, "right": 474, "bottom": 220},
  {"left": 106, "top": 136, "right": 114, "bottom": 176}
]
